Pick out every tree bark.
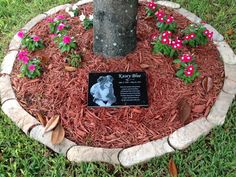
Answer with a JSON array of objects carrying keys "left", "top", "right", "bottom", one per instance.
[{"left": 93, "top": 0, "right": 138, "bottom": 57}]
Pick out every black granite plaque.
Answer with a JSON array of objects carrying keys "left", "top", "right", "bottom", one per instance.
[{"left": 88, "top": 72, "right": 148, "bottom": 107}]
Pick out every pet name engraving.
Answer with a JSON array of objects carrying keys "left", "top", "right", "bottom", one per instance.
[{"left": 88, "top": 72, "right": 148, "bottom": 107}]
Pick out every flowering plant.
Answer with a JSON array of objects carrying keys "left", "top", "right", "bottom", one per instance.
[
  {"left": 145, "top": 1, "right": 158, "bottom": 17},
  {"left": 65, "top": 4, "right": 79, "bottom": 17},
  {"left": 66, "top": 52, "right": 82, "bottom": 68},
  {"left": 17, "top": 50, "right": 41, "bottom": 79},
  {"left": 79, "top": 13, "right": 93, "bottom": 30},
  {"left": 152, "top": 31, "right": 181, "bottom": 58},
  {"left": 182, "top": 24, "right": 213, "bottom": 47},
  {"left": 173, "top": 54, "right": 200, "bottom": 83},
  {"left": 47, "top": 16, "right": 70, "bottom": 34},
  {"left": 54, "top": 35, "right": 77, "bottom": 53},
  {"left": 155, "top": 10, "right": 177, "bottom": 32},
  {"left": 18, "top": 31, "right": 44, "bottom": 51}
]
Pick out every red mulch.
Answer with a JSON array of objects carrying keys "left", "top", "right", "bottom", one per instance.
[{"left": 11, "top": 3, "right": 224, "bottom": 148}]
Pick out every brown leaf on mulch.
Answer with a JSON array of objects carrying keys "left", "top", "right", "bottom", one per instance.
[
  {"left": 177, "top": 98, "right": 191, "bottom": 123},
  {"left": 168, "top": 158, "right": 178, "bottom": 177},
  {"left": 202, "top": 77, "right": 213, "bottom": 93},
  {"left": 140, "top": 64, "right": 150, "bottom": 69},
  {"left": 65, "top": 66, "right": 77, "bottom": 72},
  {"left": 192, "top": 104, "right": 206, "bottom": 113},
  {"left": 51, "top": 123, "right": 65, "bottom": 145},
  {"left": 45, "top": 115, "right": 60, "bottom": 133},
  {"left": 36, "top": 112, "right": 47, "bottom": 126}
]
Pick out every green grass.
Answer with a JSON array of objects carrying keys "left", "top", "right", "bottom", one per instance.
[{"left": 0, "top": 0, "right": 236, "bottom": 176}]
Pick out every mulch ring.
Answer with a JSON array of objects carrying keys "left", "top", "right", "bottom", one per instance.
[{"left": 11, "top": 3, "right": 224, "bottom": 148}]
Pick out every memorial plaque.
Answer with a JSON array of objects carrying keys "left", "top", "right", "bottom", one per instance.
[{"left": 88, "top": 72, "right": 148, "bottom": 107}]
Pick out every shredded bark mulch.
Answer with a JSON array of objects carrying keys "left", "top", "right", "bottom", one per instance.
[{"left": 11, "top": 3, "right": 224, "bottom": 148}]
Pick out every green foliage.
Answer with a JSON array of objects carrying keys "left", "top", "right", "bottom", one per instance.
[
  {"left": 173, "top": 57, "right": 200, "bottom": 83},
  {"left": 20, "top": 58, "right": 41, "bottom": 79},
  {"left": 82, "top": 18, "right": 93, "bottom": 30},
  {"left": 157, "top": 21, "right": 177, "bottom": 33},
  {"left": 152, "top": 39, "right": 178, "bottom": 58},
  {"left": 145, "top": 7, "right": 158, "bottom": 17},
  {"left": 66, "top": 52, "right": 82, "bottom": 68},
  {"left": 182, "top": 24, "right": 209, "bottom": 47},
  {"left": 54, "top": 36, "right": 77, "bottom": 53},
  {"left": 21, "top": 36, "right": 44, "bottom": 51}
]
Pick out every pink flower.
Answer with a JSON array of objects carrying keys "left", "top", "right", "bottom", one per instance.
[
  {"left": 28, "top": 64, "right": 36, "bottom": 72},
  {"left": 184, "top": 35, "right": 190, "bottom": 40},
  {"left": 155, "top": 10, "right": 164, "bottom": 18},
  {"left": 172, "top": 44, "right": 178, "bottom": 49},
  {"left": 18, "top": 50, "right": 28, "bottom": 60},
  {"left": 55, "top": 15, "right": 64, "bottom": 20},
  {"left": 184, "top": 70, "right": 193, "bottom": 77},
  {"left": 46, "top": 17, "right": 54, "bottom": 23},
  {"left": 162, "top": 31, "right": 172, "bottom": 38},
  {"left": 57, "top": 23, "right": 65, "bottom": 31},
  {"left": 63, "top": 36, "right": 71, "bottom": 44},
  {"left": 190, "top": 33, "right": 196, "bottom": 39},
  {"left": 181, "top": 54, "right": 192, "bottom": 62},
  {"left": 161, "top": 37, "right": 169, "bottom": 44},
  {"left": 17, "top": 31, "right": 25, "bottom": 39},
  {"left": 33, "top": 36, "right": 40, "bottom": 42},
  {"left": 22, "top": 56, "right": 30, "bottom": 64},
  {"left": 147, "top": 1, "right": 157, "bottom": 10},
  {"left": 187, "top": 65, "right": 194, "bottom": 72},
  {"left": 207, "top": 32, "right": 213, "bottom": 39},
  {"left": 166, "top": 16, "right": 174, "bottom": 24},
  {"left": 204, "top": 30, "right": 209, "bottom": 35},
  {"left": 158, "top": 17, "right": 164, "bottom": 23}
]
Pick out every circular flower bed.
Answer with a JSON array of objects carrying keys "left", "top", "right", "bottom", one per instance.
[{"left": 11, "top": 2, "right": 224, "bottom": 148}]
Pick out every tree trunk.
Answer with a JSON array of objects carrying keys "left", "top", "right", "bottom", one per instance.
[{"left": 93, "top": 0, "right": 138, "bottom": 57}]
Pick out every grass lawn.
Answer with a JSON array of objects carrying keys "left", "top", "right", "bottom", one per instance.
[{"left": 0, "top": 0, "right": 236, "bottom": 176}]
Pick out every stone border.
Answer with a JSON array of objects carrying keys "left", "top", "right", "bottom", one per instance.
[{"left": 0, "top": 0, "right": 235, "bottom": 167}]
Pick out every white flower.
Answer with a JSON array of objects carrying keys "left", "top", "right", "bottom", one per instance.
[
  {"left": 68, "top": 11, "right": 75, "bottom": 17},
  {"left": 65, "top": 7, "right": 70, "bottom": 13},
  {"left": 89, "top": 14, "right": 93, "bottom": 20},
  {"left": 79, "top": 13, "right": 86, "bottom": 21},
  {"left": 72, "top": 4, "right": 78, "bottom": 10}
]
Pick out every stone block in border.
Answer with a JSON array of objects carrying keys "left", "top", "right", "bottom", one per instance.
[
  {"left": 168, "top": 118, "right": 214, "bottom": 150},
  {"left": 204, "top": 24, "right": 224, "bottom": 42},
  {"left": 67, "top": 146, "right": 122, "bottom": 164},
  {"left": 119, "top": 137, "right": 174, "bottom": 167},
  {"left": 215, "top": 41, "right": 236, "bottom": 65},
  {"left": 207, "top": 91, "right": 234, "bottom": 126},
  {"left": 22, "top": 14, "right": 47, "bottom": 32},
  {"left": 0, "top": 75, "right": 16, "bottom": 104},
  {"left": 30, "top": 125, "right": 76, "bottom": 155},
  {"left": 9, "top": 33, "right": 22, "bottom": 51},
  {"left": 156, "top": 1, "right": 181, "bottom": 9},
  {"left": 223, "top": 78, "right": 236, "bottom": 95},
  {"left": 224, "top": 63, "right": 236, "bottom": 81},
  {"left": 45, "top": 4, "right": 71, "bottom": 16},
  {"left": 0, "top": 51, "right": 18, "bottom": 74},
  {"left": 75, "top": 0, "right": 93, "bottom": 6},
  {"left": 176, "top": 8, "right": 201, "bottom": 24},
  {"left": 1, "top": 99, "right": 40, "bottom": 134}
]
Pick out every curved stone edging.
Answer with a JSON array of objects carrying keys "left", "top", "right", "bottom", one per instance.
[{"left": 0, "top": 0, "right": 235, "bottom": 167}]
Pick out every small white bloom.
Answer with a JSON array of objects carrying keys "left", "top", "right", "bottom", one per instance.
[
  {"left": 65, "top": 7, "right": 70, "bottom": 13},
  {"left": 72, "top": 4, "right": 78, "bottom": 10},
  {"left": 79, "top": 13, "right": 86, "bottom": 21},
  {"left": 68, "top": 11, "right": 75, "bottom": 17},
  {"left": 89, "top": 14, "right": 93, "bottom": 20}
]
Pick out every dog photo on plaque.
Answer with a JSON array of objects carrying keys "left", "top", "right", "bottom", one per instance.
[{"left": 88, "top": 72, "right": 148, "bottom": 107}]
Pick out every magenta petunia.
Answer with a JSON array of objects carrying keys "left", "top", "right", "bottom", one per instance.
[
  {"left": 46, "top": 17, "right": 54, "bottom": 23},
  {"left": 63, "top": 36, "right": 71, "bottom": 44},
  {"left": 28, "top": 64, "right": 36, "bottom": 72},
  {"left": 166, "top": 16, "right": 174, "bottom": 24},
  {"left": 22, "top": 56, "right": 30, "bottom": 64},
  {"left": 33, "top": 36, "right": 40, "bottom": 42},
  {"left": 161, "top": 37, "right": 169, "bottom": 44},
  {"left": 181, "top": 54, "right": 192, "bottom": 62},
  {"left": 57, "top": 23, "right": 65, "bottom": 31},
  {"left": 17, "top": 31, "right": 25, "bottom": 39},
  {"left": 147, "top": 1, "right": 157, "bottom": 10},
  {"left": 55, "top": 15, "right": 64, "bottom": 20},
  {"left": 184, "top": 70, "right": 193, "bottom": 77}
]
